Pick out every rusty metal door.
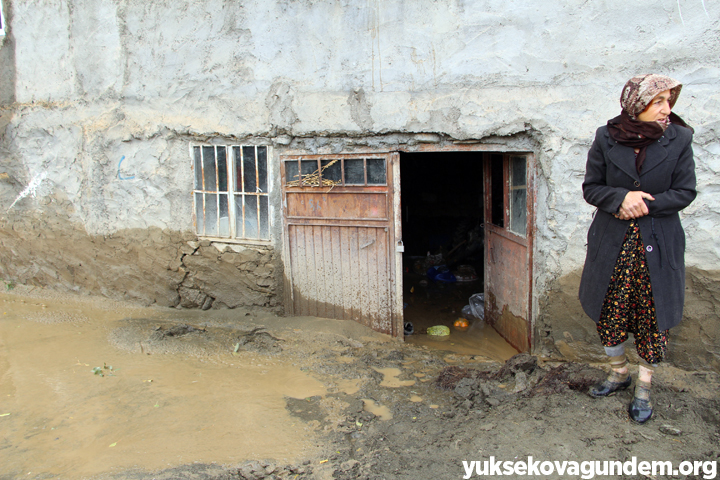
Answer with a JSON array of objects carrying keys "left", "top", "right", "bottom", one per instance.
[
  {"left": 484, "top": 153, "right": 534, "bottom": 352},
  {"left": 281, "top": 153, "right": 403, "bottom": 336}
]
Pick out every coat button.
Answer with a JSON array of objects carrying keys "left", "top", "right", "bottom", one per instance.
[
  {"left": 646, "top": 245, "right": 653, "bottom": 252},
  {"left": 634, "top": 181, "right": 641, "bottom": 187}
]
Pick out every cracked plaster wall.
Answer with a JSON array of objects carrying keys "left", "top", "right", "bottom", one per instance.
[{"left": 0, "top": 0, "right": 719, "bottom": 364}]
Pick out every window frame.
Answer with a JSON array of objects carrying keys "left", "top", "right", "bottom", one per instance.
[
  {"left": 0, "top": 0, "right": 6, "bottom": 37},
  {"left": 190, "top": 143, "right": 272, "bottom": 245},
  {"left": 486, "top": 153, "right": 529, "bottom": 241}
]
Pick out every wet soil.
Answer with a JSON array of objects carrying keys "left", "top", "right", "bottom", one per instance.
[{"left": 1, "top": 286, "right": 719, "bottom": 480}]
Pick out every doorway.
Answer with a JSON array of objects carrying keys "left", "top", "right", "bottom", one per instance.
[{"left": 400, "top": 151, "right": 533, "bottom": 354}]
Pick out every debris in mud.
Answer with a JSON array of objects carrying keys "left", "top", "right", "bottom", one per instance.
[
  {"left": 659, "top": 425, "right": 683, "bottom": 436},
  {"left": 236, "top": 460, "right": 314, "bottom": 480},
  {"left": 91, "top": 363, "right": 115, "bottom": 377},
  {"left": 152, "top": 324, "right": 207, "bottom": 339},
  {"left": 235, "top": 327, "right": 283, "bottom": 353},
  {"left": 436, "top": 354, "right": 605, "bottom": 410},
  {"left": 529, "top": 362, "right": 604, "bottom": 396}
]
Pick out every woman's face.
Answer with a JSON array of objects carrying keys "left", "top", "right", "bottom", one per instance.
[{"left": 637, "top": 89, "right": 672, "bottom": 125}]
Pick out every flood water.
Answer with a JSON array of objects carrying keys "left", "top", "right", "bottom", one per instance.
[
  {"left": 402, "top": 273, "right": 519, "bottom": 360},
  {"left": 0, "top": 290, "right": 325, "bottom": 478},
  {"left": 0, "top": 283, "right": 517, "bottom": 479}
]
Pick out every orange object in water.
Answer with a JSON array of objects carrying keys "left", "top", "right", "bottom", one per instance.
[{"left": 454, "top": 318, "right": 469, "bottom": 330}]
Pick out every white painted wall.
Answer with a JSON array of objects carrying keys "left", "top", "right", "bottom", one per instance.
[{"left": 2, "top": 0, "right": 719, "bottom": 281}]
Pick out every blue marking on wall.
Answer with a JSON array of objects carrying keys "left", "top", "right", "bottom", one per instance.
[{"left": 118, "top": 156, "right": 135, "bottom": 180}]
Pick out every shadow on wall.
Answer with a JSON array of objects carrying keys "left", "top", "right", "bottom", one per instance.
[{"left": 538, "top": 267, "right": 720, "bottom": 373}]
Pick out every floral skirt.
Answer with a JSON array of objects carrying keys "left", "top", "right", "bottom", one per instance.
[{"left": 597, "top": 220, "right": 668, "bottom": 364}]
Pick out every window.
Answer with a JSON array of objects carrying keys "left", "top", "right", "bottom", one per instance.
[
  {"left": 192, "top": 144, "right": 270, "bottom": 241},
  {"left": 0, "top": 0, "right": 5, "bottom": 37},
  {"left": 487, "top": 153, "right": 527, "bottom": 237},
  {"left": 284, "top": 157, "right": 386, "bottom": 187}
]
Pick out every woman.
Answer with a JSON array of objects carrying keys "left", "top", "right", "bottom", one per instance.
[{"left": 578, "top": 74, "right": 696, "bottom": 424}]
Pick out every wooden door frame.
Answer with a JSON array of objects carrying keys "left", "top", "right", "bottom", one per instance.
[
  {"left": 279, "top": 152, "right": 403, "bottom": 337},
  {"left": 278, "top": 144, "right": 535, "bottom": 346},
  {"left": 483, "top": 152, "right": 535, "bottom": 351},
  {"left": 397, "top": 146, "right": 536, "bottom": 350}
]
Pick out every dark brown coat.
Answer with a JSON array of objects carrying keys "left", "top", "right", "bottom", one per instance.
[{"left": 578, "top": 123, "right": 696, "bottom": 332}]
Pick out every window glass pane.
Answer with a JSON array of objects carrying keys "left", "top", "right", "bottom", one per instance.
[
  {"left": 259, "top": 196, "right": 269, "bottom": 239},
  {"left": 321, "top": 159, "right": 341, "bottom": 183},
  {"left": 233, "top": 146, "right": 242, "bottom": 191},
  {"left": 205, "top": 193, "right": 218, "bottom": 236},
  {"left": 193, "top": 146, "right": 202, "bottom": 189},
  {"left": 285, "top": 160, "right": 299, "bottom": 185},
  {"left": 217, "top": 147, "right": 228, "bottom": 192},
  {"left": 490, "top": 154, "right": 504, "bottom": 228},
  {"left": 244, "top": 195, "right": 258, "bottom": 238},
  {"left": 257, "top": 146, "right": 268, "bottom": 193},
  {"left": 366, "top": 158, "right": 386, "bottom": 185},
  {"left": 202, "top": 146, "right": 217, "bottom": 191},
  {"left": 510, "top": 189, "right": 527, "bottom": 236},
  {"left": 509, "top": 156, "right": 527, "bottom": 236},
  {"left": 300, "top": 160, "right": 318, "bottom": 186},
  {"left": 195, "top": 192, "right": 204, "bottom": 235},
  {"left": 243, "top": 146, "right": 257, "bottom": 193},
  {"left": 235, "top": 195, "right": 244, "bottom": 238},
  {"left": 510, "top": 189, "right": 527, "bottom": 234},
  {"left": 344, "top": 159, "right": 365, "bottom": 184},
  {"left": 219, "top": 193, "right": 229, "bottom": 236},
  {"left": 511, "top": 156, "right": 526, "bottom": 187}
]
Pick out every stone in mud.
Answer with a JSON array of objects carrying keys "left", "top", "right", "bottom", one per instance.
[
  {"left": 512, "top": 370, "right": 529, "bottom": 393},
  {"left": 201, "top": 295, "right": 214, "bottom": 310},
  {"left": 454, "top": 377, "right": 479, "bottom": 399},
  {"left": 333, "top": 459, "right": 360, "bottom": 479},
  {"left": 153, "top": 323, "right": 206, "bottom": 339},
  {"left": 659, "top": 425, "right": 682, "bottom": 436},
  {"left": 339, "top": 337, "right": 363, "bottom": 349},
  {"left": 385, "top": 350, "right": 405, "bottom": 361},
  {"left": 178, "top": 286, "right": 208, "bottom": 308},
  {"left": 237, "top": 327, "right": 283, "bottom": 353},
  {"left": 495, "top": 353, "right": 538, "bottom": 379}
]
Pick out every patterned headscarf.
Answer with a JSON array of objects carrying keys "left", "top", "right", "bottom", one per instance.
[
  {"left": 608, "top": 74, "right": 691, "bottom": 173},
  {"left": 620, "top": 74, "right": 682, "bottom": 120}
]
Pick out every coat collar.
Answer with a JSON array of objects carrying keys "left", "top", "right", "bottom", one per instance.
[{"left": 603, "top": 124, "right": 676, "bottom": 181}]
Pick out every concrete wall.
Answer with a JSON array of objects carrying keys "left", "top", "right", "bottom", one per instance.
[{"left": 0, "top": 0, "right": 718, "bottom": 368}]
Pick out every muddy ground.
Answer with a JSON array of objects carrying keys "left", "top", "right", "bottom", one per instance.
[{"left": 1, "top": 286, "right": 719, "bottom": 480}]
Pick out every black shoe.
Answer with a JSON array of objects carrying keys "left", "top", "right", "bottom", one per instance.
[
  {"left": 588, "top": 375, "right": 632, "bottom": 398},
  {"left": 628, "top": 394, "right": 653, "bottom": 424}
]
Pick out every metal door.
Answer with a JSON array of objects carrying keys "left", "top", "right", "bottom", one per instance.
[
  {"left": 281, "top": 153, "right": 403, "bottom": 336},
  {"left": 484, "top": 153, "right": 534, "bottom": 352}
]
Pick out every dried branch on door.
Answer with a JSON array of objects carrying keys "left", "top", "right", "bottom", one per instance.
[{"left": 286, "top": 159, "right": 341, "bottom": 187}]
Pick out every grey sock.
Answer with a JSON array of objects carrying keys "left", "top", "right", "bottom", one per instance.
[{"left": 604, "top": 343, "right": 626, "bottom": 357}]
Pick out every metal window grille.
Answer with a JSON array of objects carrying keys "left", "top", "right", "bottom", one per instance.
[{"left": 192, "top": 144, "right": 270, "bottom": 241}]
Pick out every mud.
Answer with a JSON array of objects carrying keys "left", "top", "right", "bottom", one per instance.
[
  {"left": 1, "top": 285, "right": 719, "bottom": 480},
  {"left": 537, "top": 267, "right": 720, "bottom": 372},
  {"left": 0, "top": 214, "right": 282, "bottom": 310}
]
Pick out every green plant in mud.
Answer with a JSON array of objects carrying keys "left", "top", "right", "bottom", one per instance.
[
  {"left": 5, "top": 280, "right": 14, "bottom": 291},
  {"left": 92, "top": 363, "right": 115, "bottom": 377}
]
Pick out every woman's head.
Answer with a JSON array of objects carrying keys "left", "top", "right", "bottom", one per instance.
[{"left": 620, "top": 74, "right": 682, "bottom": 121}]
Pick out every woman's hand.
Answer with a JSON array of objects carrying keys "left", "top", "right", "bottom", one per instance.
[{"left": 615, "top": 191, "right": 655, "bottom": 220}]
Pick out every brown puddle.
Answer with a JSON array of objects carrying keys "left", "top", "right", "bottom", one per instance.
[
  {"left": 405, "top": 321, "right": 518, "bottom": 361},
  {"left": 0, "top": 291, "right": 325, "bottom": 478},
  {"left": 361, "top": 399, "right": 393, "bottom": 421},
  {"left": 371, "top": 367, "right": 416, "bottom": 388}
]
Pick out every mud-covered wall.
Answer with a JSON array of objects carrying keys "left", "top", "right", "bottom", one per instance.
[{"left": 0, "top": 1, "right": 719, "bottom": 366}]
